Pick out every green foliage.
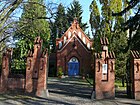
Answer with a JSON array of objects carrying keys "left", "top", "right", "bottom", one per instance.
[
  {"left": 13, "top": 0, "right": 50, "bottom": 69},
  {"left": 67, "top": 0, "right": 88, "bottom": 31},
  {"left": 50, "top": 3, "right": 68, "bottom": 52},
  {"left": 90, "top": 0, "right": 129, "bottom": 79},
  {"left": 14, "top": 0, "right": 50, "bottom": 56},
  {"left": 57, "top": 67, "right": 63, "bottom": 77},
  {"left": 50, "top": 1, "right": 88, "bottom": 52}
]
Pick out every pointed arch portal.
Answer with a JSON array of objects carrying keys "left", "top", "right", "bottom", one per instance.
[{"left": 68, "top": 57, "right": 79, "bottom": 76}]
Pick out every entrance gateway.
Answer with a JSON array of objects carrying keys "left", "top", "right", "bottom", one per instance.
[{"left": 68, "top": 57, "right": 79, "bottom": 76}]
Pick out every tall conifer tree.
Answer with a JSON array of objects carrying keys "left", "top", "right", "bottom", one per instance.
[
  {"left": 13, "top": 0, "right": 50, "bottom": 69},
  {"left": 67, "top": 0, "right": 88, "bottom": 31},
  {"left": 90, "top": 0, "right": 129, "bottom": 81}
]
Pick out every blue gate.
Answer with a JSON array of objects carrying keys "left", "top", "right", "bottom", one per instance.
[{"left": 68, "top": 62, "right": 79, "bottom": 76}]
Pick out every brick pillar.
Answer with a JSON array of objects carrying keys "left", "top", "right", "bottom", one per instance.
[
  {"left": 94, "top": 37, "right": 115, "bottom": 99},
  {"left": 36, "top": 49, "right": 48, "bottom": 96},
  {"left": 25, "top": 50, "right": 33, "bottom": 93},
  {"left": 0, "top": 48, "right": 12, "bottom": 92},
  {"left": 32, "top": 36, "right": 43, "bottom": 90},
  {"left": 130, "top": 50, "right": 140, "bottom": 100}
]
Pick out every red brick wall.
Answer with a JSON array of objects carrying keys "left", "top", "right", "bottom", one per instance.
[
  {"left": 95, "top": 38, "right": 115, "bottom": 99},
  {"left": 133, "top": 59, "right": 140, "bottom": 100},
  {"left": 56, "top": 37, "right": 92, "bottom": 76},
  {"left": 56, "top": 19, "right": 93, "bottom": 76},
  {"left": 130, "top": 51, "right": 140, "bottom": 100},
  {"left": 7, "top": 78, "right": 25, "bottom": 90}
]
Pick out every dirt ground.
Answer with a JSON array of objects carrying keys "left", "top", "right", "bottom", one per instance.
[{"left": 0, "top": 77, "right": 139, "bottom": 105}]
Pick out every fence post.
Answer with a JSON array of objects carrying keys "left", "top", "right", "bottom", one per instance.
[
  {"left": 94, "top": 37, "right": 115, "bottom": 99},
  {"left": 36, "top": 49, "right": 48, "bottom": 97},
  {"left": 130, "top": 50, "right": 140, "bottom": 100},
  {"left": 0, "top": 48, "right": 12, "bottom": 93},
  {"left": 25, "top": 50, "right": 33, "bottom": 93},
  {"left": 32, "top": 36, "right": 43, "bottom": 91}
]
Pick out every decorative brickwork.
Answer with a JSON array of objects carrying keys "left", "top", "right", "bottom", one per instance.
[
  {"left": 130, "top": 50, "right": 140, "bottom": 100},
  {"left": 25, "top": 36, "right": 48, "bottom": 97},
  {"left": 0, "top": 37, "right": 48, "bottom": 97},
  {"left": 94, "top": 37, "right": 115, "bottom": 99},
  {"left": 56, "top": 19, "right": 93, "bottom": 76},
  {"left": 25, "top": 50, "right": 33, "bottom": 93},
  {"left": 0, "top": 48, "right": 12, "bottom": 92},
  {"left": 36, "top": 49, "right": 48, "bottom": 96}
]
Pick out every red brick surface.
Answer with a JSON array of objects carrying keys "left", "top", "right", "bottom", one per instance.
[
  {"left": 0, "top": 37, "right": 48, "bottom": 97},
  {"left": 130, "top": 51, "right": 140, "bottom": 100},
  {"left": 56, "top": 20, "right": 93, "bottom": 76},
  {"left": 95, "top": 38, "right": 115, "bottom": 99}
]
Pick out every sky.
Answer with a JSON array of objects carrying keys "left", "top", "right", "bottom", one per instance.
[
  {"left": 14, "top": 0, "right": 94, "bottom": 36},
  {"left": 50, "top": 0, "right": 93, "bottom": 34}
]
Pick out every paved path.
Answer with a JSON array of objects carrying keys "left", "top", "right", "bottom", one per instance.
[{"left": 0, "top": 77, "right": 140, "bottom": 105}]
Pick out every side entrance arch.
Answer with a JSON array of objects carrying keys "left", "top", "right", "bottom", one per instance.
[{"left": 68, "top": 57, "right": 79, "bottom": 76}]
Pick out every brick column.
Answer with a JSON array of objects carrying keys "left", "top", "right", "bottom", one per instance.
[
  {"left": 36, "top": 49, "right": 48, "bottom": 96},
  {"left": 32, "top": 36, "right": 43, "bottom": 90},
  {"left": 94, "top": 37, "right": 115, "bottom": 99},
  {"left": 25, "top": 50, "right": 33, "bottom": 93},
  {"left": 130, "top": 50, "right": 140, "bottom": 100},
  {"left": 0, "top": 49, "right": 12, "bottom": 92}
]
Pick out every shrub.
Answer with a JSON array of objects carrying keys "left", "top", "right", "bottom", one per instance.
[{"left": 57, "top": 67, "right": 63, "bottom": 77}]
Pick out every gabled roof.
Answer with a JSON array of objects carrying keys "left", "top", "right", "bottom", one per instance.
[
  {"left": 58, "top": 34, "right": 91, "bottom": 52},
  {"left": 56, "top": 19, "right": 92, "bottom": 52}
]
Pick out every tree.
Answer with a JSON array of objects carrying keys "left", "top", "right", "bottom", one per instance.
[
  {"left": 0, "top": 0, "right": 23, "bottom": 53},
  {"left": 0, "top": 0, "right": 23, "bottom": 66},
  {"left": 90, "top": 0, "right": 129, "bottom": 81},
  {"left": 67, "top": 0, "right": 88, "bottom": 31},
  {"left": 112, "top": 0, "right": 140, "bottom": 50},
  {"left": 112, "top": 0, "right": 139, "bottom": 87},
  {"left": 13, "top": 0, "right": 50, "bottom": 69},
  {"left": 50, "top": 3, "right": 68, "bottom": 52}
]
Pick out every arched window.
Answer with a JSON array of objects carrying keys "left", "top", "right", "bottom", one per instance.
[{"left": 69, "top": 57, "right": 79, "bottom": 63}]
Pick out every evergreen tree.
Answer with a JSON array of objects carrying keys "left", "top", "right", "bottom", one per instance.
[
  {"left": 90, "top": 0, "right": 129, "bottom": 81},
  {"left": 13, "top": 0, "right": 50, "bottom": 69},
  {"left": 113, "top": 0, "right": 140, "bottom": 50},
  {"left": 67, "top": 0, "right": 88, "bottom": 31},
  {"left": 50, "top": 3, "right": 68, "bottom": 52}
]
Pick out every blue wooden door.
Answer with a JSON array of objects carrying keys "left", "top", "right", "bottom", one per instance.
[{"left": 68, "top": 62, "right": 79, "bottom": 76}]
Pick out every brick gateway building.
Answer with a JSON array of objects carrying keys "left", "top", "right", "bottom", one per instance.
[{"left": 52, "top": 19, "right": 93, "bottom": 76}]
